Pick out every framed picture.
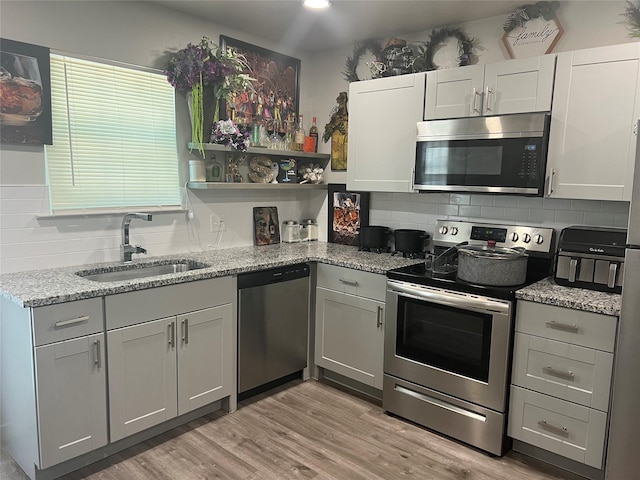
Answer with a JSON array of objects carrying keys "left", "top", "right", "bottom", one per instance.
[
  {"left": 0, "top": 38, "right": 52, "bottom": 145},
  {"left": 253, "top": 206, "right": 281, "bottom": 246},
  {"left": 220, "top": 36, "right": 300, "bottom": 128},
  {"left": 327, "top": 183, "right": 370, "bottom": 246}
]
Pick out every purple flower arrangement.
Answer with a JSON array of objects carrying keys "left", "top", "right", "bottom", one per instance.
[{"left": 210, "top": 119, "right": 250, "bottom": 152}]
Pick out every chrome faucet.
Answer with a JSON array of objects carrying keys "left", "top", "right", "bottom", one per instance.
[{"left": 121, "top": 213, "right": 153, "bottom": 262}]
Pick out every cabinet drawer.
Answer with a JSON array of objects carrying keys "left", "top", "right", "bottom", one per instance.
[
  {"left": 508, "top": 386, "right": 607, "bottom": 469},
  {"left": 316, "top": 263, "right": 386, "bottom": 302},
  {"left": 33, "top": 298, "right": 104, "bottom": 347},
  {"left": 515, "top": 301, "right": 617, "bottom": 352},
  {"left": 512, "top": 333, "right": 613, "bottom": 411}
]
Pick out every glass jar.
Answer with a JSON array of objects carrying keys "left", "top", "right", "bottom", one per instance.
[
  {"left": 300, "top": 219, "right": 318, "bottom": 241},
  {"left": 282, "top": 220, "right": 300, "bottom": 243}
]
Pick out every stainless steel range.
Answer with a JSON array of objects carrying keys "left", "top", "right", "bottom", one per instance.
[{"left": 383, "top": 220, "right": 555, "bottom": 456}]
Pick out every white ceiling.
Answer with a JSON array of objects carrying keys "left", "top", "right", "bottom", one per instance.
[{"left": 151, "top": 0, "right": 525, "bottom": 52}]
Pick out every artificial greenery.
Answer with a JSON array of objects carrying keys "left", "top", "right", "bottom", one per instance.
[
  {"left": 413, "top": 27, "right": 475, "bottom": 72},
  {"left": 503, "top": 1, "right": 560, "bottom": 32},
  {"left": 623, "top": 1, "right": 640, "bottom": 37},
  {"left": 342, "top": 39, "right": 383, "bottom": 83}
]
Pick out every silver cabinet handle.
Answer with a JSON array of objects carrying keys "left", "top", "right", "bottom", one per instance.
[
  {"left": 538, "top": 420, "right": 569, "bottom": 437},
  {"left": 93, "top": 340, "right": 101, "bottom": 369},
  {"left": 376, "top": 306, "right": 383, "bottom": 328},
  {"left": 547, "top": 168, "right": 555, "bottom": 196},
  {"left": 168, "top": 322, "right": 175, "bottom": 347},
  {"left": 181, "top": 318, "right": 189, "bottom": 345},
  {"left": 339, "top": 278, "right": 359, "bottom": 287},
  {"left": 608, "top": 263, "right": 618, "bottom": 288},
  {"left": 634, "top": 119, "right": 638, "bottom": 136},
  {"left": 484, "top": 86, "right": 493, "bottom": 113},
  {"left": 410, "top": 167, "right": 416, "bottom": 191},
  {"left": 471, "top": 88, "right": 482, "bottom": 114},
  {"left": 568, "top": 258, "right": 578, "bottom": 283},
  {"left": 543, "top": 366, "right": 575, "bottom": 381},
  {"left": 54, "top": 315, "right": 89, "bottom": 328},
  {"left": 545, "top": 320, "right": 579, "bottom": 333}
]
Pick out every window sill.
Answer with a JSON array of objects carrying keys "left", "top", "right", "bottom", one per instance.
[{"left": 36, "top": 207, "right": 186, "bottom": 220}]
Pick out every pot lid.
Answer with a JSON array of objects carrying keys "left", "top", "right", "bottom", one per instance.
[{"left": 458, "top": 244, "right": 528, "bottom": 259}]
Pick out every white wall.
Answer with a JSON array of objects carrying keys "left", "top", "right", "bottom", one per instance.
[{"left": 0, "top": 0, "right": 635, "bottom": 273}]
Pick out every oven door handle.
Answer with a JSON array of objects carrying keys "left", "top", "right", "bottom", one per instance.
[{"left": 387, "top": 280, "right": 510, "bottom": 315}]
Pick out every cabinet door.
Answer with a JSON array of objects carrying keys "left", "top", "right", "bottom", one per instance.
[
  {"left": 35, "top": 333, "right": 107, "bottom": 468},
  {"left": 108, "top": 317, "right": 177, "bottom": 442},
  {"left": 347, "top": 73, "right": 425, "bottom": 192},
  {"left": 424, "top": 64, "right": 485, "bottom": 119},
  {"left": 547, "top": 43, "right": 640, "bottom": 200},
  {"left": 483, "top": 55, "right": 555, "bottom": 115},
  {"left": 177, "top": 304, "right": 233, "bottom": 415},
  {"left": 315, "top": 287, "right": 384, "bottom": 389}
]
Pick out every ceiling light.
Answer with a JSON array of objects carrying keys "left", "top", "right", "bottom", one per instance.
[{"left": 303, "top": 0, "right": 331, "bottom": 10}]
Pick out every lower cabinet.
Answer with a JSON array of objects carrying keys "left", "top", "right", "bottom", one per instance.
[
  {"left": 314, "top": 264, "right": 386, "bottom": 389},
  {"left": 35, "top": 332, "right": 107, "bottom": 469},
  {"left": 106, "top": 278, "right": 234, "bottom": 442},
  {"left": 508, "top": 300, "right": 618, "bottom": 470}
]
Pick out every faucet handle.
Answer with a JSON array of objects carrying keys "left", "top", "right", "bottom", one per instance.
[{"left": 135, "top": 245, "right": 147, "bottom": 255}]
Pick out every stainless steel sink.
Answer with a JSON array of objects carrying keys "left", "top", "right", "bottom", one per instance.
[{"left": 77, "top": 260, "right": 209, "bottom": 282}]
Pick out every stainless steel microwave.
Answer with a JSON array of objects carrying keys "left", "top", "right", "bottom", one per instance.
[{"left": 414, "top": 112, "right": 551, "bottom": 196}]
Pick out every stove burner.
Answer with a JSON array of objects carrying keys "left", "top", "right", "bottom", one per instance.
[
  {"left": 391, "top": 250, "right": 427, "bottom": 259},
  {"left": 358, "top": 246, "right": 390, "bottom": 254}
]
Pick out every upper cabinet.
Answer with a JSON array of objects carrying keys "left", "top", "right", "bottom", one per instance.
[
  {"left": 347, "top": 73, "right": 425, "bottom": 193},
  {"left": 546, "top": 43, "right": 640, "bottom": 201},
  {"left": 424, "top": 55, "right": 556, "bottom": 120}
]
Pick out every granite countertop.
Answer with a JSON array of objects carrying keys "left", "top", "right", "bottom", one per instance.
[
  {"left": 0, "top": 242, "right": 424, "bottom": 308},
  {"left": 516, "top": 277, "right": 622, "bottom": 317}
]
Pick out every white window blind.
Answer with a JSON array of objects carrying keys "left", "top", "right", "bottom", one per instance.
[{"left": 45, "top": 54, "right": 180, "bottom": 212}]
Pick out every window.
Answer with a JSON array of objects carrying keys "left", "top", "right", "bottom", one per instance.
[{"left": 45, "top": 54, "right": 180, "bottom": 212}]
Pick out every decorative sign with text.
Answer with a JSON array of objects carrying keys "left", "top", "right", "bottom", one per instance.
[{"left": 502, "top": 15, "right": 564, "bottom": 59}]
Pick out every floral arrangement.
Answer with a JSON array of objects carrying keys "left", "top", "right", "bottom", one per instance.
[
  {"left": 209, "top": 119, "right": 250, "bottom": 151},
  {"left": 164, "top": 36, "right": 254, "bottom": 154},
  {"left": 503, "top": 1, "right": 560, "bottom": 32},
  {"left": 623, "top": 1, "right": 640, "bottom": 37}
]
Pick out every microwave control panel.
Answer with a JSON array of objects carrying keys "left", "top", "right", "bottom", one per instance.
[{"left": 519, "top": 144, "right": 540, "bottom": 179}]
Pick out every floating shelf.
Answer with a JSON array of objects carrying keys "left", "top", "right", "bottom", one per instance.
[
  {"left": 187, "top": 181, "right": 328, "bottom": 190},
  {"left": 187, "top": 142, "right": 331, "bottom": 161}
]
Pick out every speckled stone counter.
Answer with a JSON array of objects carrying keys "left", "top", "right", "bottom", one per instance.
[
  {"left": 516, "top": 277, "right": 621, "bottom": 317},
  {"left": 0, "top": 242, "right": 424, "bottom": 308}
]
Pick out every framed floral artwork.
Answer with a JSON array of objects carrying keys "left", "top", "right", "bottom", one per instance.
[
  {"left": 0, "top": 38, "right": 52, "bottom": 145},
  {"left": 220, "top": 36, "right": 300, "bottom": 129}
]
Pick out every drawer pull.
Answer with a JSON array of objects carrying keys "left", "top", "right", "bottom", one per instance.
[
  {"left": 339, "top": 278, "right": 359, "bottom": 287},
  {"left": 54, "top": 315, "right": 90, "bottom": 328},
  {"left": 543, "top": 366, "right": 575, "bottom": 381},
  {"left": 537, "top": 420, "right": 569, "bottom": 437},
  {"left": 545, "top": 320, "right": 579, "bottom": 333}
]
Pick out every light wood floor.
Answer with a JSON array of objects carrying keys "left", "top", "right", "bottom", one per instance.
[{"left": 2, "top": 379, "right": 586, "bottom": 480}]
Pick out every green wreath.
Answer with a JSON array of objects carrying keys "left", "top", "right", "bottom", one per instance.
[
  {"left": 414, "top": 27, "right": 475, "bottom": 72},
  {"left": 503, "top": 1, "right": 560, "bottom": 32},
  {"left": 342, "top": 39, "right": 383, "bottom": 83},
  {"left": 623, "top": 1, "right": 640, "bottom": 38}
]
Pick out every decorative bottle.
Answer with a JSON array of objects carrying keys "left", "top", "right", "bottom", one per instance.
[
  {"left": 293, "top": 114, "right": 305, "bottom": 151},
  {"left": 309, "top": 116, "right": 319, "bottom": 153}
]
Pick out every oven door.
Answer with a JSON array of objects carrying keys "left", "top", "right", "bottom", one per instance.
[{"left": 384, "top": 279, "right": 513, "bottom": 412}]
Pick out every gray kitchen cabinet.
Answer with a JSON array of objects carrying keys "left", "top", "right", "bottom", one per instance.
[
  {"left": 508, "top": 301, "right": 618, "bottom": 470},
  {"left": 106, "top": 277, "right": 234, "bottom": 442},
  {"left": 546, "top": 42, "right": 640, "bottom": 201},
  {"left": 314, "top": 264, "right": 386, "bottom": 389},
  {"left": 347, "top": 72, "right": 425, "bottom": 192},
  {"left": 424, "top": 55, "right": 555, "bottom": 119},
  {"left": 0, "top": 297, "right": 107, "bottom": 478}
]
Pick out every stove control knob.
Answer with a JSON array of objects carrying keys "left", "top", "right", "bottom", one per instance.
[
  {"left": 522, "top": 233, "right": 532, "bottom": 244},
  {"left": 533, "top": 234, "right": 544, "bottom": 245},
  {"left": 509, "top": 232, "right": 519, "bottom": 242},
  {"left": 450, "top": 227, "right": 459, "bottom": 236},
  {"left": 438, "top": 226, "right": 448, "bottom": 235}
]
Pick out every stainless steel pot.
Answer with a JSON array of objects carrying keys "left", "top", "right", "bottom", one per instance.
[{"left": 457, "top": 244, "right": 529, "bottom": 286}]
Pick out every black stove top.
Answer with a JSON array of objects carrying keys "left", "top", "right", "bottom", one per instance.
[{"left": 387, "top": 260, "right": 552, "bottom": 301}]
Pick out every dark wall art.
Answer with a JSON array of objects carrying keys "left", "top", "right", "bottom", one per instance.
[
  {"left": 220, "top": 36, "right": 300, "bottom": 129},
  {"left": 0, "top": 38, "right": 52, "bottom": 145},
  {"left": 328, "top": 183, "right": 370, "bottom": 246}
]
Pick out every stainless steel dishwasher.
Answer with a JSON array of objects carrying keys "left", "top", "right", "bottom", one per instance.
[{"left": 237, "top": 263, "right": 310, "bottom": 399}]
